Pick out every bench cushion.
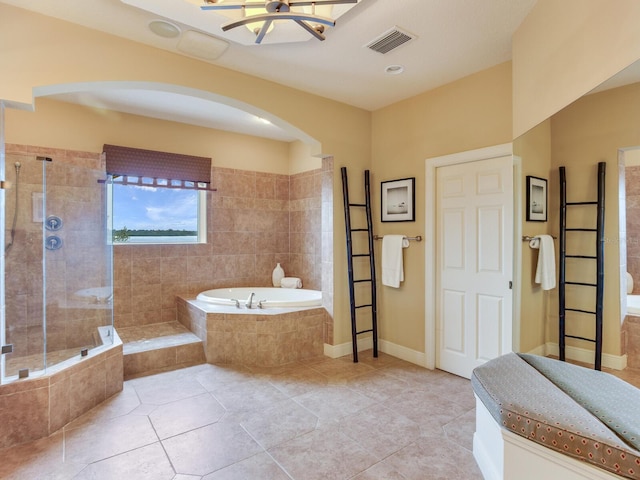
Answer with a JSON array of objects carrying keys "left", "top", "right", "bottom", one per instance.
[
  {"left": 471, "top": 353, "right": 640, "bottom": 479},
  {"left": 520, "top": 353, "right": 640, "bottom": 452}
]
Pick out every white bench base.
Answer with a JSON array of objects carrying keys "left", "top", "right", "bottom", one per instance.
[{"left": 473, "top": 395, "right": 622, "bottom": 480}]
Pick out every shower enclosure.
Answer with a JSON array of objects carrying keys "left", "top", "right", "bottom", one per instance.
[{"left": 1, "top": 146, "right": 113, "bottom": 383}]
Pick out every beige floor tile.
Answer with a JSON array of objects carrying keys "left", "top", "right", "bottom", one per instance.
[
  {"left": 129, "top": 368, "right": 208, "bottom": 405},
  {"left": 0, "top": 431, "right": 86, "bottom": 480},
  {"left": 443, "top": 408, "right": 477, "bottom": 451},
  {"left": 307, "top": 356, "right": 376, "bottom": 381},
  {"left": 293, "top": 384, "right": 377, "bottom": 420},
  {"left": 15, "top": 353, "right": 632, "bottom": 480},
  {"left": 162, "top": 419, "right": 263, "bottom": 476},
  {"left": 149, "top": 392, "right": 227, "bottom": 439},
  {"left": 338, "top": 403, "right": 422, "bottom": 459},
  {"left": 238, "top": 398, "right": 318, "bottom": 449},
  {"left": 427, "top": 372, "right": 476, "bottom": 410},
  {"left": 268, "top": 426, "right": 378, "bottom": 480},
  {"left": 350, "top": 461, "right": 407, "bottom": 480},
  {"left": 383, "top": 435, "right": 482, "bottom": 479},
  {"left": 64, "top": 415, "right": 158, "bottom": 465},
  {"left": 201, "top": 452, "right": 291, "bottom": 480},
  {"left": 74, "top": 442, "right": 175, "bottom": 480},
  {"left": 348, "top": 350, "right": 408, "bottom": 370},
  {"left": 384, "top": 388, "right": 470, "bottom": 428},
  {"left": 210, "top": 378, "right": 290, "bottom": 413},
  {"left": 266, "top": 365, "right": 330, "bottom": 397},
  {"left": 194, "top": 363, "right": 255, "bottom": 391},
  {"left": 345, "top": 369, "right": 412, "bottom": 402}
]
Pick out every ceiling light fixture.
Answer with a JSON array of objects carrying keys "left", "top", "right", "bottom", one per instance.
[
  {"left": 201, "top": 0, "right": 358, "bottom": 44},
  {"left": 385, "top": 64, "right": 404, "bottom": 75},
  {"left": 148, "top": 20, "right": 182, "bottom": 38},
  {"left": 244, "top": 6, "right": 276, "bottom": 37}
]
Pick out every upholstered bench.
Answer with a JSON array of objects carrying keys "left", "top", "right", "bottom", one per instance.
[{"left": 471, "top": 353, "right": 640, "bottom": 480}]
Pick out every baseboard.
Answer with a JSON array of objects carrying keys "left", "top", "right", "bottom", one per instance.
[
  {"left": 540, "top": 343, "right": 627, "bottom": 371},
  {"left": 324, "top": 337, "right": 373, "bottom": 359},
  {"left": 324, "top": 338, "right": 426, "bottom": 367},
  {"left": 378, "top": 339, "right": 426, "bottom": 366}
]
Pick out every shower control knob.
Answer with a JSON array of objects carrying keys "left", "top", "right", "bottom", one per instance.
[
  {"left": 45, "top": 215, "right": 63, "bottom": 231},
  {"left": 45, "top": 235, "right": 63, "bottom": 251}
]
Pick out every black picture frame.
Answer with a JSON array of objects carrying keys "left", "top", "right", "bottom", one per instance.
[
  {"left": 381, "top": 177, "right": 415, "bottom": 222},
  {"left": 526, "top": 175, "right": 547, "bottom": 222}
]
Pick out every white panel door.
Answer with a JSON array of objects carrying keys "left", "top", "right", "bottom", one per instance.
[{"left": 436, "top": 155, "right": 513, "bottom": 378}]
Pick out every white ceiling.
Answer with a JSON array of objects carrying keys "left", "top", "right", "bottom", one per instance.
[{"left": 3, "top": 0, "right": 541, "bottom": 141}]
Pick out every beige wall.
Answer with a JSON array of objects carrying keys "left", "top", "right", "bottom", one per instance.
[
  {"left": 512, "top": 0, "right": 640, "bottom": 138},
  {"left": 7, "top": 99, "right": 293, "bottom": 175},
  {"left": 371, "top": 62, "right": 513, "bottom": 353},
  {"left": 514, "top": 119, "right": 552, "bottom": 353}
]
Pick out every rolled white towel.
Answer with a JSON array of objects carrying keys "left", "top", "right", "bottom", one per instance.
[{"left": 281, "top": 277, "right": 302, "bottom": 289}]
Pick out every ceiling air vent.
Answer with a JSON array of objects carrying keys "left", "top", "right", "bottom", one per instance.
[{"left": 365, "top": 27, "right": 415, "bottom": 54}]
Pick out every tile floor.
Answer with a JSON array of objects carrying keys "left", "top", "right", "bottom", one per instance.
[
  {"left": 2, "top": 352, "right": 639, "bottom": 480},
  {"left": 0, "top": 352, "right": 483, "bottom": 480}
]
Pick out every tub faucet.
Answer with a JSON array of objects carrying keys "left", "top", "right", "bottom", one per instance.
[{"left": 245, "top": 292, "right": 255, "bottom": 309}]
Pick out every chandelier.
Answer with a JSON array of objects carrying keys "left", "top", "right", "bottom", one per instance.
[{"left": 201, "top": 0, "right": 358, "bottom": 44}]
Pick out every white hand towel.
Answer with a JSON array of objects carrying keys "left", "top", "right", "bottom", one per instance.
[
  {"left": 532, "top": 235, "right": 556, "bottom": 290},
  {"left": 381, "top": 235, "right": 410, "bottom": 288},
  {"left": 281, "top": 277, "right": 302, "bottom": 289}
]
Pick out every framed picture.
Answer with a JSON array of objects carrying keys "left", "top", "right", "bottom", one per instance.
[
  {"left": 381, "top": 177, "right": 415, "bottom": 222},
  {"left": 526, "top": 176, "right": 547, "bottom": 222}
]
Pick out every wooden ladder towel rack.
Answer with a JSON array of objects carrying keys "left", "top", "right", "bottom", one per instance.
[
  {"left": 341, "top": 167, "right": 378, "bottom": 363},
  {"left": 558, "top": 162, "right": 605, "bottom": 370}
]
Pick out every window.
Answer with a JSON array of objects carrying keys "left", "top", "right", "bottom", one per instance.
[
  {"left": 108, "top": 179, "right": 206, "bottom": 244},
  {"left": 103, "top": 144, "right": 212, "bottom": 245}
]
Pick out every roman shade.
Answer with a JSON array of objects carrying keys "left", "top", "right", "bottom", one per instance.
[{"left": 103, "top": 144, "right": 214, "bottom": 190}]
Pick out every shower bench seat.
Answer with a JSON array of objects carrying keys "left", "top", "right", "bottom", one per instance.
[{"left": 471, "top": 352, "right": 640, "bottom": 480}]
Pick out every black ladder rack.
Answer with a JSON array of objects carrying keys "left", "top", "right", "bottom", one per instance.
[
  {"left": 341, "top": 167, "right": 378, "bottom": 363},
  {"left": 559, "top": 162, "right": 605, "bottom": 370}
]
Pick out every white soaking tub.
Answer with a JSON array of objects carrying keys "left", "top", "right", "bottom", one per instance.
[{"left": 196, "top": 287, "right": 322, "bottom": 308}]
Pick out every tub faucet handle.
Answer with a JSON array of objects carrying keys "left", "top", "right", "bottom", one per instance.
[{"left": 245, "top": 292, "right": 255, "bottom": 309}]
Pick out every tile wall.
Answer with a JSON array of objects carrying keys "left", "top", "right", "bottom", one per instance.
[
  {"left": 3, "top": 144, "right": 333, "bottom": 360},
  {"left": 626, "top": 164, "right": 640, "bottom": 293},
  {"left": 113, "top": 164, "right": 330, "bottom": 334}
]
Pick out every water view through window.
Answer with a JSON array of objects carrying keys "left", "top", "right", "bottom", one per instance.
[{"left": 111, "top": 183, "right": 203, "bottom": 244}]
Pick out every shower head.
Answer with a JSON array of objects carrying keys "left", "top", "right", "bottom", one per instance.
[
  {"left": 14, "top": 162, "right": 21, "bottom": 171},
  {"left": 36, "top": 156, "right": 52, "bottom": 162}
]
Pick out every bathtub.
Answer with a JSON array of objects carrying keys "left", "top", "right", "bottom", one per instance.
[
  {"left": 627, "top": 294, "right": 640, "bottom": 315},
  {"left": 196, "top": 287, "right": 322, "bottom": 308}
]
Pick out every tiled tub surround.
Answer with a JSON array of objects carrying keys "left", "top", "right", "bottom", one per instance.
[
  {"left": 177, "top": 296, "right": 326, "bottom": 366},
  {"left": 0, "top": 330, "right": 123, "bottom": 450},
  {"left": 627, "top": 164, "right": 640, "bottom": 294},
  {"left": 113, "top": 164, "right": 328, "bottom": 330}
]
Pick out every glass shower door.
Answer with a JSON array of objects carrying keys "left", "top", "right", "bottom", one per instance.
[
  {"left": 43, "top": 151, "right": 114, "bottom": 369},
  {"left": 2, "top": 147, "right": 114, "bottom": 383},
  {"left": 2, "top": 152, "right": 46, "bottom": 380}
]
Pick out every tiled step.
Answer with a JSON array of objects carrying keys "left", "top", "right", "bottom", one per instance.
[{"left": 118, "top": 322, "right": 206, "bottom": 379}]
